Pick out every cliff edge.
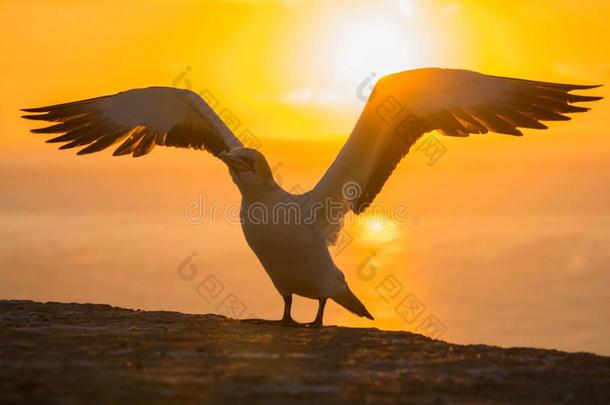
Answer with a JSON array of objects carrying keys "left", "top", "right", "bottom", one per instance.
[{"left": 1, "top": 300, "right": 609, "bottom": 404}]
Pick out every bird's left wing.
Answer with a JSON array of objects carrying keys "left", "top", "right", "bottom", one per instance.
[
  {"left": 22, "top": 87, "right": 243, "bottom": 157},
  {"left": 307, "top": 68, "right": 602, "bottom": 244}
]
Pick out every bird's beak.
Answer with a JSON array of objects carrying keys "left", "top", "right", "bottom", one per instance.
[{"left": 218, "top": 151, "right": 251, "bottom": 172}]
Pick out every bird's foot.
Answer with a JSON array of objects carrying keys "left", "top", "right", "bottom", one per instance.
[{"left": 304, "top": 320, "right": 323, "bottom": 328}]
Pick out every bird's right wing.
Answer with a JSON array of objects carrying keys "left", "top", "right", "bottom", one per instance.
[
  {"left": 22, "top": 87, "right": 243, "bottom": 157},
  {"left": 307, "top": 68, "right": 602, "bottom": 245}
]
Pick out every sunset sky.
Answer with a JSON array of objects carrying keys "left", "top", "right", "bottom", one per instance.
[{"left": 1, "top": 0, "right": 609, "bottom": 354}]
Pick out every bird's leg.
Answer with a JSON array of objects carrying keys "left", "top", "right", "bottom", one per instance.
[
  {"left": 306, "top": 298, "right": 327, "bottom": 328},
  {"left": 279, "top": 294, "right": 298, "bottom": 325}
]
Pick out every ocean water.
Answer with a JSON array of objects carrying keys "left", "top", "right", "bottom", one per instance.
[
  {"left": 1, "top": 209, "right": 609, "bottom": 355},
  {"left": 1, "top": 137, "right": 609, "bottom": 355}
]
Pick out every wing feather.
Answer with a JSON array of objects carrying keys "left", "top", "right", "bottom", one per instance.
[
  {"left": 309, "top": 68, "right": 602, "bottom": 246},
  {"left": 23, "top": 87, "right": 243, "bottom": 157},
  {"left": 113, "top": 127, "right": 147, "bottom": 156}
]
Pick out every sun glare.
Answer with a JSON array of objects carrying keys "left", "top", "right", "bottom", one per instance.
[
  {"left": 358, "top": 214, "right": 400, "bottom": 244},
  {"left": 324, "top": 10, "right": 418, "bottom": 97}
]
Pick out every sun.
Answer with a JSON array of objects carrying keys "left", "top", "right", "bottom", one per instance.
[
  {"left": 323, "top": 7, "right": 421, "bottom": 96},
  {"left": 276, "top": 1, "right": 435, "bottom": 115}
]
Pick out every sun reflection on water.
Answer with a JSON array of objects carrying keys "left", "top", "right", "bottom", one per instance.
[{"left": 357, "top": 214, "right": 400, "bottom": 245}]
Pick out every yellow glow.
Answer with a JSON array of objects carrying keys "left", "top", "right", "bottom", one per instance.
[
  {"left": 4, "top": 0, "right": 607, "bottom": 144},
  {"left": 358, "top": 214, "right": 400, "bottom": 244},
  {"left": 1, "top": 0, "right": 610, "bottom": 354},
  {"left": 325, "top": 13, "right": 417, "bottom": 90}
]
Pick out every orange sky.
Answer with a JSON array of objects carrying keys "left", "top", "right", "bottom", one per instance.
[
  {"left": 1, "top": 0, "right": 609, "bottom": 354},
  {"left": 2, "top": 0, "right": 609, "bottom": 143}
]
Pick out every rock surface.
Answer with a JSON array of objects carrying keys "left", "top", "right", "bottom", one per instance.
[{"left": 1, "top": 300, "right": 609, "bottom": 404}]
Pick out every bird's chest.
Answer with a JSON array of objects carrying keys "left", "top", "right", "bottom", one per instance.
[
  {"left": 239, "top": 201, "right": 316, "bottom": 264},
  {"left": 241, "top": 214, "right": 303, "bottom": 253},
  {"left": 239, "top": 199, "right": 335, "bottom": 297}
]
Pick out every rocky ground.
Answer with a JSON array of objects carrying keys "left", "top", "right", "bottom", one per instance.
[{"left": 1, "top": 300, "right": 609, "bottom": 404}]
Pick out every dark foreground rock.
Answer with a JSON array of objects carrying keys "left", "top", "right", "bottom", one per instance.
[{"left": 1, "top": 301, "right": 609, "bottom": 404}]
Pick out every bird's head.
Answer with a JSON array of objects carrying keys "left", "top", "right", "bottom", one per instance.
[{"left": 218, "top": 147, "right": 277, "bottom": 198}]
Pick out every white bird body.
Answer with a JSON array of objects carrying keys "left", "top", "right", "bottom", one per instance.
[
  {"left": 240, "top": 193, "right": 347, "bottom": 300},
  {"left": 22, "top": 67, "right": 602, "bottom": 326}
]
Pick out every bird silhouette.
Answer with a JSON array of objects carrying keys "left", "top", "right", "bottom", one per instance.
[{"left": 22, "top": 68, "right": 602, "bottom": 326}]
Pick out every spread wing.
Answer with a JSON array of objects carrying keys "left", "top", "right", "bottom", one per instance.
[
  {"left": 22, "top": 87, "right": 243, "bottom": 157},
  {"left": 308, "top": 68, "right": 602, "bottom": 244}
]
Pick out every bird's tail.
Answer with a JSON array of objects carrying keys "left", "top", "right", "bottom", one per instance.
[{"left": 332, "top": 288, "right": 374, "bottom": 320}]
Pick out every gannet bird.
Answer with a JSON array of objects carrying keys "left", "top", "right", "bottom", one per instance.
[{"left": 22, "top": 68, "right": 601, "bottom": 326}]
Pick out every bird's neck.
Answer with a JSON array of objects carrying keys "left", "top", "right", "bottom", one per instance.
[{"left": 237, "top": 176, "right": 283, "bottom": 204}]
